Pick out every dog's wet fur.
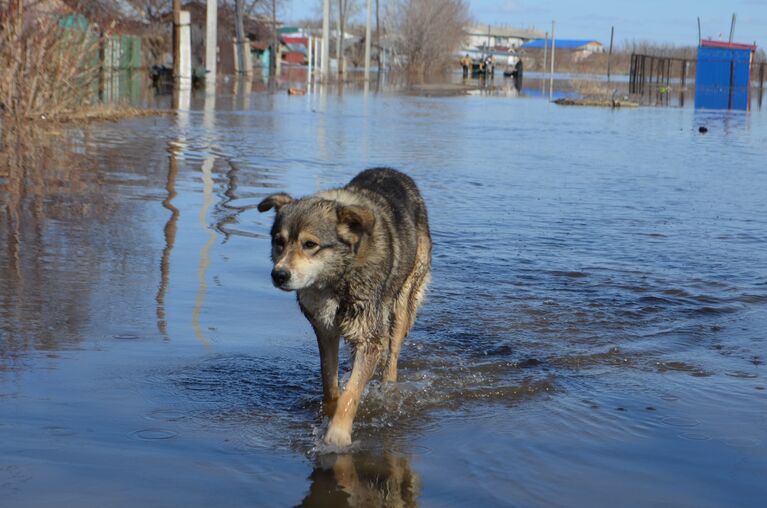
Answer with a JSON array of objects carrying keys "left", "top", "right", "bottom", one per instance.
[{"left": 258, "top": 168, "right": 432, "bottom": 447}]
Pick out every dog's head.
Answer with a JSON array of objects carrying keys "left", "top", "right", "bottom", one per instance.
[{"left": 257, "top": 193, "right": 375, "bottom": 291}]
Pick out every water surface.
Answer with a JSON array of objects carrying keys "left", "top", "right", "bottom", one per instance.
[{"left": 1, "top": 84, "right": 766, "bottom": 507}]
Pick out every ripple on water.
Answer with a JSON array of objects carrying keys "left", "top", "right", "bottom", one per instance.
[
  {"left": 661, "top": 416, "right": 701, "bottom": 428},
  {"left": 158, "top": 347, "right": 561, "bottom": 452},
  {"left": 131, "top": 429, "right": 178, "bottom": 440},
  {"left": 144, "top": 409, "right": 189, "bottom": 422},
  {"left": 724, "top": 371, "right": 759, "bottom": 379},
  {"left": 678, "top": 432, "right": 712, "bottom": 441},
  {"left": 112, "top": 334, "right": 141, "bottom": 340},
  {"left": 720, "top": 437, "right": 762, "bottom": 448},
  {"left": 43, "top": 426, "right": 77, "bottom": 437}
]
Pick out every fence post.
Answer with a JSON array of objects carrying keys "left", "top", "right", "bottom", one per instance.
[{"left": 607, "top": 26, "right": 614, "bottom": 83}]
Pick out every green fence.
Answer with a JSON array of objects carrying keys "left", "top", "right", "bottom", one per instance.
[{"left": 59, "top": 14, "right": 145, "bottom": 104}]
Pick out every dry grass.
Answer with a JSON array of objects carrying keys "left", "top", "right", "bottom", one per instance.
[
  {"left": 568, "top": 79, "right": 617, "bottom": 98},
  {"left": 522, "top": 42, "right": 699, "bottom": 77},
  {"left": 0, "top": 2, "right": 101, "bottom": 124},
  {"left": 554, "top": 97, "right": 638, "bottom": 108},
  {"left": 41, "top": 105, "right": 171, "bottom": 124},
  {"left": 0, "top": 3, "right": 166, "bottom": 128}
]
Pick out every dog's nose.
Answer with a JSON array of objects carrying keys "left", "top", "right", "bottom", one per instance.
[{"left": 272, "top": 269, "right": 291, "bottom": 286}]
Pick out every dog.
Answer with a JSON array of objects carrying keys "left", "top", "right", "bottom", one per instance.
[{"left": 258, "top": 168, "right": 432, "bottom": 447}]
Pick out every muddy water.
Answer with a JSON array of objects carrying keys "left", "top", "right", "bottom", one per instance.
[{"left": 1, "top": 87, "right": 766, "bottom": 507}]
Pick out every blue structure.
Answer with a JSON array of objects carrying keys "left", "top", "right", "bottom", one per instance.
[{"left": 695, "top": 40, "right": 756, "bottom": 111}]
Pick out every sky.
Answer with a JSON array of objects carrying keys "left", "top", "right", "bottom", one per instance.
[{"left": 280, "top": 0, "right": 767, "bottom": 47}]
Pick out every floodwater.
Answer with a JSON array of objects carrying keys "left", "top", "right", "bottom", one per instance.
[{"left": 1, "top": 81, "right": 766, "bottom": 507}]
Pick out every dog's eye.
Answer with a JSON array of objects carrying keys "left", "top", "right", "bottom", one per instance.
[
  {"left": 303, "top": 240, "right": 318, "bottom": 249},
  {"left": 273, "top": 237, "right": 285, "bottom": 250}
]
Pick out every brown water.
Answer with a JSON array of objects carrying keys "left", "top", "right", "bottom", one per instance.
[{"left": 1, "top": 84, "right": 766, "bottom": 507}]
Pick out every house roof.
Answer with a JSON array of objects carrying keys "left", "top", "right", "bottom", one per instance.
[
  {"left": 522, "top": 39, "right": 602, "bottom": 49},
  {"left": 701, "top": 39, "right": 756, "bottom": 51},
  {"left": 465, "top": 24, "right": 544, "bottom": 40}
]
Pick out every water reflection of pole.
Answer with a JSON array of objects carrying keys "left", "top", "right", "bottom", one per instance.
[
  {"left": 2, "top": 146, "right": 24, "bottom": 341},
  {"left": 317, "top": 84, "right": 328, "bottom": 161},
  {"left": 156, "top": 83, "right": 190, "bottom": 338},
  {"left": 191, "top": 84, "right": 218, "bottom": 347},
  {"left": 156, "top": 146, "right": 179, "bottom": 338},
  {"left": 192, "top": 156, "right": 216, "bottom": 348}
]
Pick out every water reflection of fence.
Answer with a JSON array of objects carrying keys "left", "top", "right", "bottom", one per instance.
[{"left": 629, "top": 53, "right": 695, "bottom": 106}]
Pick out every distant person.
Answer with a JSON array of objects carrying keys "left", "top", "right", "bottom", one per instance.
[{"left": 461, "top": 54, "right": 471, "bottom": 78}]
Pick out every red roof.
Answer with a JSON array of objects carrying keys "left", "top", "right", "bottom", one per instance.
[{"left": 700, "top": 39, "right": 756, "bottom": 51}]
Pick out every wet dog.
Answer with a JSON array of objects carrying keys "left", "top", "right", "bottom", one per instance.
[{"left": 258, "top": 168, "right": 432, "bottom": 447}]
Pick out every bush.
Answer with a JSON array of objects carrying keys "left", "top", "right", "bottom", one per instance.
[{"left": 1, "top": 2, "right": 101, "bottom": 123}]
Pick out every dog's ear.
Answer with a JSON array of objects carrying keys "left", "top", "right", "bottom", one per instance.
[
  {"left": 257, "top": 193, "right": 293, "bottom": 212},
  {"left": 336, "top": 204, "right": 376, "bottom": 248}
]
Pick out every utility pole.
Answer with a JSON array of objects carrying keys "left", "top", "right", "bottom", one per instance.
[
  {"left": 338, "top": 0, "right": 349, "bottom": 74},
  {"left": 271, "top": 0, "right": 278, "bottom": 74},
  {"left": 607, "top": 25, "right": 614, "bottom": 83},
  {"left": 173, "top": 0, "right": 181, "bottom": 80},
  {"left": 364, "top": 0, "right": 372, "bottom": 80},
  {"left": 205, "top": 0, "right": 217, "bottom": 85},
  {"left": 337, "top": 0, "right": 343, "bottom": 75},
  {"left": 234, "top": 0, "right": 245, "bottom": 74},
  {"left": 549, "top": 20, "right": 556, "bottom": 101},
  {"left": 375, "top": 0, "right": 380, "bottom": 70},
  {"left": 729, "top": 13, "right": 736, "bottom": 43},
  {"left": 321, "top": 0, "right": 330, "bottom": 79},
  {"left": 541, "top": 31, "right": 548, "bottom": 95},
  {"left": 697, "top": 16, "right": 702, "bottom": 46}
]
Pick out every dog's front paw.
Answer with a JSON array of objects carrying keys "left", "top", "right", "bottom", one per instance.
[{"left": 324, "top": 425, "right": 352, "bottom": 448}]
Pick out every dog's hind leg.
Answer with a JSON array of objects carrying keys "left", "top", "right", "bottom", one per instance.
[
  {"left": 384, "top": 238, "right": 432, "bottom": 383},
  {"left": 325, "top": 344, "right": 380, "bottom": 447}
]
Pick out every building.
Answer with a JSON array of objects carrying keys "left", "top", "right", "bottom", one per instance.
[
  {"left": 695, "top": 40, "right": 757, "bottom": 111},
  {"left": 521, "top": 39, "right": 604, "bottom": 61},
  {"left": 464, "top": 24, "right": 545, "bottom": 51},
  {"left": 159, "top": 1, "right": 277, "bottom": 75},
  {"left": 278, "top": 26, "right": 308, "bottom": 65}
]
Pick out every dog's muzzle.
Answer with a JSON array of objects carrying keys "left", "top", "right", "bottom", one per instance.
[{"left": 271, "top": 268, "right": 291, "bottom": 288}]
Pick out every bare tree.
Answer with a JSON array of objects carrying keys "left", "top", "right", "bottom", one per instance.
[
  {"left": 388, "top": 0, "right": 469, "bottom": 77},
  {"left": 124, "top": 0, "right": 171, "bottom": 20},
  {"left": 375, "top": 0, "right": 380, "bottom": 68},
  {"left": 335, "top": 0, "right": 359, "bottom": 74},
  {"left": 125, "top": 0, "right": 275, "bottom": 20}
]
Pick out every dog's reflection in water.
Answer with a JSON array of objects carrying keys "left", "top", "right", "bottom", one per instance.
[{"left": 297, "top": 451, "right": 419, "bottom": 507}]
